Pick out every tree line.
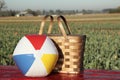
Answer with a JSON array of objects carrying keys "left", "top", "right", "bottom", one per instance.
[
  {"left": 1, "top": 8, "right": 120, "bottom": 17},
  {"left": 0, "top": 9, "right": 80, "bottom": 17},
  {"left": 0, "top": 0, "right": 120, "bottom": 17}
]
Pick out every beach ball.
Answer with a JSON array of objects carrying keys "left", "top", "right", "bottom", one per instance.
[{"left": 13, "top": 34, "right": 58, "bottom": 77}]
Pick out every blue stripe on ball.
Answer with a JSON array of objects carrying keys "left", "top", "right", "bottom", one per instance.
[{"left": 13, "top": 54, "right": 35, "bottom": 74}]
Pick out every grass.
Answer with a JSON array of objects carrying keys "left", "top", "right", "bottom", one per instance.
[{"left": 0, "top": 14, "right": 120, "bottom": 70}]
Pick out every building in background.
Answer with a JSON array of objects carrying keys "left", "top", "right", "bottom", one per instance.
[{"left": 16, "top": 11, "right": 33, "bottom": 17}]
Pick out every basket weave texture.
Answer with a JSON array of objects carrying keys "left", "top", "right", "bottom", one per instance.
[{"left": 39, "top": 15, "right": 86, "bottom": 74}]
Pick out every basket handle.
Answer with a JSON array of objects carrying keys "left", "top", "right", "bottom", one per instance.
[
  {"left": 39, "top": 15, "right": 54, "bottom": 34},
  {"left": 57, "top": 15, "right": 72, "bottom": 39}
]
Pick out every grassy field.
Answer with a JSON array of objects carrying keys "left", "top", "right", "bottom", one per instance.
[
  {"left": 0, "top": 13, "right": 120, "bottom": 22},
  {"left": 0, "top": 14, "right": 120, "bottom": 70}
]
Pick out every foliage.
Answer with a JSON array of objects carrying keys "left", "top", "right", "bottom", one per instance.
[
  {"left": 104, "top": 6, "right": 120, "bottom": 13},
  {"left": 0, "top": 0, "right": 6, "bottom": 11},
  {"left": 0, "top": 10, "right": 19, "bottom": 17}
]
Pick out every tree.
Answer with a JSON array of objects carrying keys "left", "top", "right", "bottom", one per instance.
[
  {"left": 55, "top": 9, "right": 62, "bottom": 15},
  {"left": 0, "top": 0, "right": 6, "bottom": 11},
  {"left": 117, "top": 6, "right": 120, "bottom": 9},
  {"left": 36, "top": 10, "right": 41, "bottom": 15},
  {"left": 49, "top": 10, "right": 54, "bottom": 15},
  {"left": 25, "top": 9, "right": 37, "bottom": 16},
  {"left": 25, "top": 9, "right": 33, "bottom": 14}
]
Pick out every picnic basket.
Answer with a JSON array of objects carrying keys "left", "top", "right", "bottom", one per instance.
[{"left": 39, "top": 15, "right": 86, "bottom": 74}]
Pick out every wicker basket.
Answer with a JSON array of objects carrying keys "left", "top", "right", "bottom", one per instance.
[{"left": 39, "top": 15, "right": 86, "bottom": 74}]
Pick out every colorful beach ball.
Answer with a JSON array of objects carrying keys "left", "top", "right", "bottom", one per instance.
[{"left": 13, "top": 34, "right": 58, "bottom": 77}]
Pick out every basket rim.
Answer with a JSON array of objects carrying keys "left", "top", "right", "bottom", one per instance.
[{"left": 47, "top": 34, "right": 86, "bottom": 37}]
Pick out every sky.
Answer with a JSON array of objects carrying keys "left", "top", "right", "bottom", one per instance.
[{"left": 5, "top": 0, "right": 120, "bottom": 11}]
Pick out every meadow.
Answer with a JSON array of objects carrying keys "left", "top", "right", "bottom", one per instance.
[{"left": 0, "top": 14, "right": 120, "bottom": 70}]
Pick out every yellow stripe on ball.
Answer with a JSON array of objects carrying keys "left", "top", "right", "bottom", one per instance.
[{"left": 41, "top": 54, "right": 58, "bottom": 74}]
